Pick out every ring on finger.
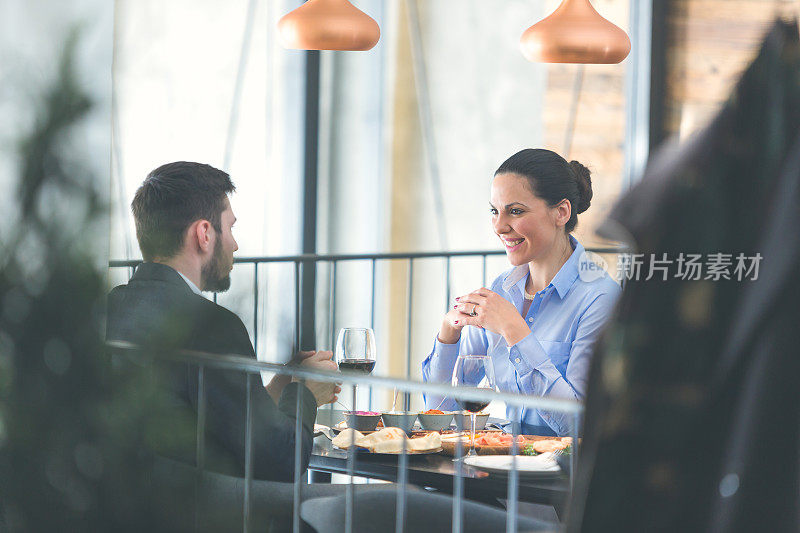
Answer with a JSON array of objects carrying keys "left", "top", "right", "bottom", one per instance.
[{"left": 469, "top": 304, "right": 478, "bottom": 317}]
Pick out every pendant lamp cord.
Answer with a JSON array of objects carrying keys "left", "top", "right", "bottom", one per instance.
[{"left": 563, "top": 64, "right": 585, "bottom": 160}]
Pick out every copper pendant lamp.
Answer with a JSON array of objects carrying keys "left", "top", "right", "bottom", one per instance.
[
  {"left": 520, "top": 0, "right": 631, "bottom": 64},
  {"left": 278, "top": 0, "right": 380, "bottom": 51}
]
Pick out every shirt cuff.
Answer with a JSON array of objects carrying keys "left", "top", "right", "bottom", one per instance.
[
  {"left": 434, "top": 338, "right": 460, "bottom": 357},
  {"left": 429, "top": 338, "right": 460, "bottom": 376},
  {"left": 508, "top": 331, "right": 548, "bottom": 377}
]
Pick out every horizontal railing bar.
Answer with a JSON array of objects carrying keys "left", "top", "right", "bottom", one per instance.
[
  {"left": 108, "top": 246, "right": 626, "bottom": 268},
  {"left": 107, "top": 340, "right": 582, "bottom": 413}
]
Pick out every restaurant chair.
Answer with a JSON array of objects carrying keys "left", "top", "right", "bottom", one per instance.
[
  {"left": 301, "top": 488, "right": 557, "bottom": 533},
  {"left": 149, "top": 455, "right": 423, "bottom": 531}
]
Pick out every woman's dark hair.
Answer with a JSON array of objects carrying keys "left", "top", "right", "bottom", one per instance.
[
  {"left": 132, "top": 161, "right": 235, "bottom": 261},
  {"left": 495, "top": 148, "right": 592, "bottom": 233}
]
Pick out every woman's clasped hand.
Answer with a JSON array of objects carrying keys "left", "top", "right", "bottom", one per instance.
[{"left": 442, "top": 288, "right": 531, "bottom": 347}]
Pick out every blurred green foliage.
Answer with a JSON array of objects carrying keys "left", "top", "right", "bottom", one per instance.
[{"left": 0, "top": 33, "right": 194, "bottom": 531}]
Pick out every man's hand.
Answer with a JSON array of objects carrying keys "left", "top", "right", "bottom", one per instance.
[
  {"left": 293, "top": 350, "right": 342, "bottom": 406},
  {"left": 290, "top": 350, "right": 318, "bottom": 365}
]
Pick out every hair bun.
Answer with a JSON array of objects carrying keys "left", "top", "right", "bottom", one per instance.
[{"left": 569, "top": 160, "right": 592, "bottom": 214}]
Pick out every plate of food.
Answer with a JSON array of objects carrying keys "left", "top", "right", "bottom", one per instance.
[
  {"left": 463, "top": 453, "right": 562, "bottom": 478},
  {"left": 332, "top": 427, "right": 442, "bottom": 455},
  {"left": 440, "top": 432, "right": 572, "bottom": 456}
]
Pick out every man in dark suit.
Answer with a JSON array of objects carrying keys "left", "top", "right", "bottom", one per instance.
[{"left": 107, "top": 161, "right": 338, "bottom": 483}]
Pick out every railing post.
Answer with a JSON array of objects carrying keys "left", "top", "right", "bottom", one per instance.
[
  {"left": 293, "top": 378, "right": 305, "bottom": 532},
  {"left": 370, "top": 258, "right": 377, "bottom": 330},
  {"left": 329, "top": 261, "right": 337, "bottom": 349},
  {"left": 369, "top": 258, "right": 376, "bottom": 409},
  {"left": 395, "top": 421, "right": 408, "bottom": 533},
  {"left": 506, "top": 410, "right": 521, "bottom": 533},
  {"left": 452, "top": 432, "right": 463, "bottom": 533},
  {"left": 294, "top": 261, "right": 301, "bottom": 353},
  {"left": 243, "top": 374, "right": 254, "bottom": 533},
  {"left": 195, "top": 364, "right": 206, "bottom": 532},
  {"left": 345, "top": 386, "right": 357, "bottom": 533},
  {"left": 252, "top": 264, "right": 259, "bottom": 354},
  {"left": 445, "top": 256, "right": 451, "bottom": 312},
  {"left": 571, "top": 411, "right": 580, "bottom": 492},
  {"left": 405, "top": 259, "right": 413, "bottom": 402},
  {"left": 196, "top": 366, "right": 206, "bottom": 470}
]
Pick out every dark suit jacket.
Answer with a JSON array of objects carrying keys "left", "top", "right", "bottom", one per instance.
[{"left": 106, "top": 262, "right": 317, "bottom": 482}]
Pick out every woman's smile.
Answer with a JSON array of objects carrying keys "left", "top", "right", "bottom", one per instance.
[{"left": 500, "top": 236, "right": 525, "bottom": 252}]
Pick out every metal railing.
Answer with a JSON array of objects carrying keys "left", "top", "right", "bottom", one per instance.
[
  {"left": 109, "top": 247, "right": 622, "bottom": 386},
  {"left": 107, "top": 340, "right": 582, "bottom": 533}
]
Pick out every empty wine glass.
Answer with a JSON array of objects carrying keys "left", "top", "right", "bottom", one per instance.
[
  {"left": 452, "top": 355, "right": 496, "bottom": 457},
  {"left": 335, "top": 327, "right": 376, "bottom": 411}
]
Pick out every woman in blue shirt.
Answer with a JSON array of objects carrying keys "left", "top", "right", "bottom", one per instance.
[{"left": 422, "top": 149, "right": 620, "bottom": 436}]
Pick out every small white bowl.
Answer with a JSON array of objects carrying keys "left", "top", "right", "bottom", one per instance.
[
  {"left": 345, "top": 412, "right": 381, "bottom": 432},
  {"left": 454, "top": 412, "right": 489, "bottom": 431},
  {"left": 417, "top": 412, "right": 454, "bottom": 431},
  {"left": 381, "top": 412, "right": 417, "bottom": 433}
]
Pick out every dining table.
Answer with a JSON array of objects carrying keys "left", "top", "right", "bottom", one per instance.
[{"left": 308, "top": 433, "right": 570, "bottom": 517}]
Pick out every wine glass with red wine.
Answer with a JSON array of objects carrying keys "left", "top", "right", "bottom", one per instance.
[
  {"left": 452, "top": 355, "right": 496, "bottom": 457},
  {"left": 335, "top": 328, "right": 377, "bottom": 410}
]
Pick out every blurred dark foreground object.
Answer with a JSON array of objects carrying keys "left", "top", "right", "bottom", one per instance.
[{"left": 569, "top": 20, "right": 800, "bottom": 533}]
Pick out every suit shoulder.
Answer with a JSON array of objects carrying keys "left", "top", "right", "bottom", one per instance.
[
  {"left": 196, "top": 297, "right": 248, "bottom": 329},
  {"left": 107, "top": 282, "right": 254, "bottom": 357},
  {"left": 191, "top": 297, "right": 255, "bottom": 356}
]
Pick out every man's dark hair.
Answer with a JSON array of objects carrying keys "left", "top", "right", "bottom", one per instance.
[{"left": 132, "top": 162, "right": 235, "bottom": 261}]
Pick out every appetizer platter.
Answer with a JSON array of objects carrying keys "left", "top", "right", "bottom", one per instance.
[
  {"left": 440, "top": 432, "right": 572, "bottom": 456},
  {"left": 319, "top": 408, "right": 572, "bottom": 458}
]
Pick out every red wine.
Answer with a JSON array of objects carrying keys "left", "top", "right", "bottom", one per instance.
[
  {"left": 338, "top": 359, "right": 376, "bottom": 373},
  {"left": 460, "top": 400, "right": 490, "bottom": 413}
]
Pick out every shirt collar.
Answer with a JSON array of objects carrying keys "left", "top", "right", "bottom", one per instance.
[
  {"left": 177, "top": 271, "right": 203, "bottom": 296},
  {"left": 501, "top": 235, "right": 582, "bottom": 300},
  {"left": 502, "top": 265, "right": 530, "bottom": 292},
  {"left": 550, "top": 235, "right": 582, "bottom": 299}
]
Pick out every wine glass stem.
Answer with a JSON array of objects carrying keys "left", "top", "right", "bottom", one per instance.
[
  {"left": 353, "top": 384, "right": 358, "bottom": 411},
  {"left": 470, "top": 412, "right": 476, "bottom": 455}
]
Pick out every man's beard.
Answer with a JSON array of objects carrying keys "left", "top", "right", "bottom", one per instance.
[{"left": 201, "top": 238, "right": 232, "bottom": 293}]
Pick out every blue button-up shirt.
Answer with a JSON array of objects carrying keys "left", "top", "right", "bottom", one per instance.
[{"left": 421, "top": 236, "right": 620, "bottom": 436}]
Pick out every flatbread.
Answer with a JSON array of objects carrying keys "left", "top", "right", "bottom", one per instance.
[
  {"left": 332, "top": 428, "right": 365, "bottom": 449},
  {"left": 333, "top": 426, "right": 441, "bottom": 453}
]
